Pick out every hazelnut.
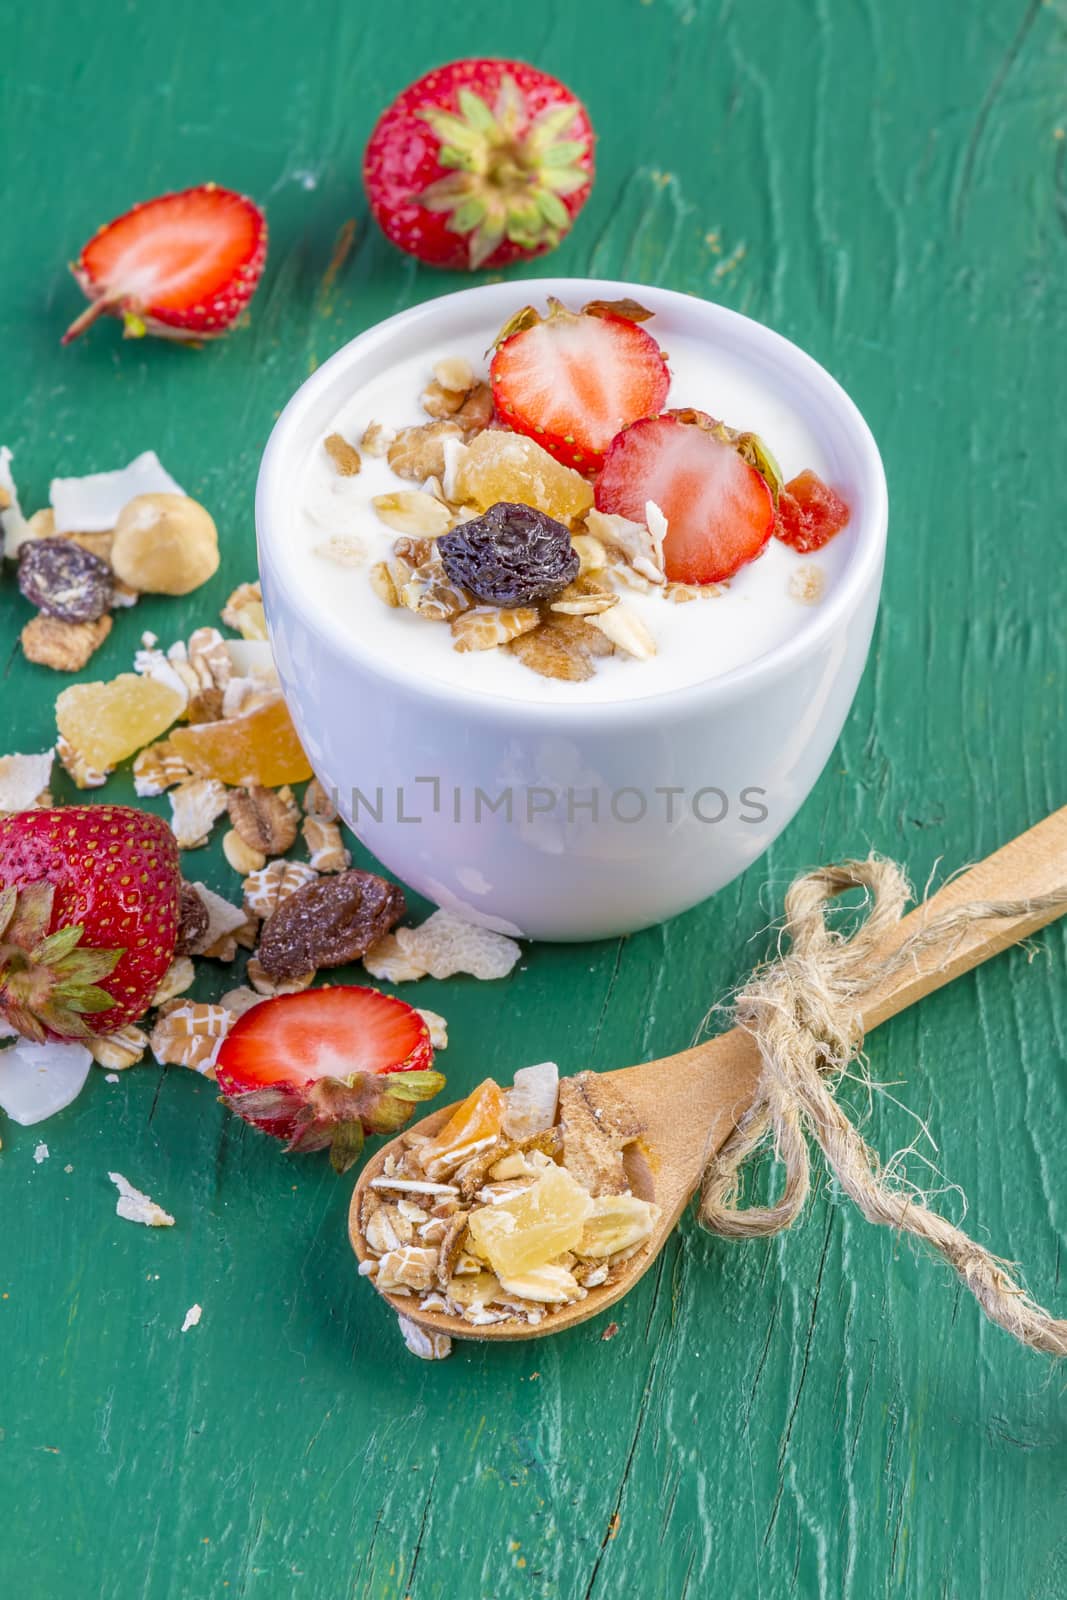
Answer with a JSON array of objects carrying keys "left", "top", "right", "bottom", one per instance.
[{"left": 110, "top": 493, "right": 219, "bottom": 595}]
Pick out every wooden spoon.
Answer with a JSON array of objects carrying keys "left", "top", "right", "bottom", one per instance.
[{"left": 349, "top": 808, "right": 1067, "bottom": 1342}]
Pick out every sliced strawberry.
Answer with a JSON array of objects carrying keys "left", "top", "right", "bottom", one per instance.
[
  {"left": 775, "top": 470, "right": 851, "bottom": 553},
  {"left": 215, "top": 986, "right": 444, "bottom": 1173},
  {"left": 491, "top": 299, "right": 670, "bottom": 474},
  {"left": 63, "top": 184, "right": 267, "bottom": 345},
  {"left": 595, "top": 413, "right": 776, "bottom": 584}
]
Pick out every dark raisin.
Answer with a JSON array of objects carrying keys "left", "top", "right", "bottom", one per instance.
[
  {"left": 18, "top": 537, "right": 113, "bottom": 623},
  {"left": 175, "top": 882, "right": 210, "bottom": 955},
  {"left": 257, "top": 869, "right": 406, "bottom": 980},
  {"left": 437, "top": 502, "right": 579, "bottom": 607}
]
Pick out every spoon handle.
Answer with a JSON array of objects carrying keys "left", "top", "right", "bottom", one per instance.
[{"left": 858, "top": 805, "right": 1067, "bottom": 1029}]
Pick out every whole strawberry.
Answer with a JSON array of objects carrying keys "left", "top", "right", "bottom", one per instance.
[
  {"left": 63, "top": 184, "right": 267, "bottom": 345},
  {"left": 364, "top": 58, "right": 594, "bottom": 271},
  {"left": 0, "top": 806, "right": 181, "bottom": 1041},
  {"left": 215, "top": 987, "right": 445, "bottom": 1173}
]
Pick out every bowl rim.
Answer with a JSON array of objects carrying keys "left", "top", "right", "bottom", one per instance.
[{"left": 256, "top": 277, "right": 888, "bottom": 727}]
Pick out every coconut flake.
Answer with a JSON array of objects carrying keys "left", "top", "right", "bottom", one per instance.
[
  {"left": 108, "top": 1171, "right": 175, "bottom": 1227},
  {"left": 0, "top": 446, "right": 31, "bottom": 559},
  {"left": 50, "top": 451, "right": 184, "bottom": 533},
  {"left": 0, "top": 1039, "right": 93, "bottom": 1126},
  {"left": 181, "top": 1303, "right": 202, "bottom": 1333},
  {"left": 0, "top": 750, "right": 54, "bottom": 813},
  {"left": 33, "top": 1141, "right": 50, "bottom": 1164}
]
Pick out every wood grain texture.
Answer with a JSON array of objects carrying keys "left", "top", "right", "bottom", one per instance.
[{"left": 1, "top": 1, "right": 1065, "bottom": 1596}]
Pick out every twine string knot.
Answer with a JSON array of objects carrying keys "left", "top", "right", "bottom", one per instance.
[{"left": 698, "top": 855, "right": 1067, "bottom": 1357}]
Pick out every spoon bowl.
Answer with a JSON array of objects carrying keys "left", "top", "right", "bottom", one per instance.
[{"left": 349, "top": 809, "right": 1067, "bottom": 1342}]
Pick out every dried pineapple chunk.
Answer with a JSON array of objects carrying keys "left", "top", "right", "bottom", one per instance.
[
  {"left": 56, "top": 674, "right": 185, "bottom": 771},
  {"left": 466, "top": 1162, "right": 593, "bottom": 1278},
  {"left": 455, "top": 431, "right": 594, "bottom": 521},
  {"left": 169, "top": 698, "right": 311, "bottom": 787},
  {"left": 418, "top": 1079, "right": 504, "bottom": 1180},
  {"left": 577, "top": 1194, "right": 659, "bottom": 1259},
  {"left": 495, "top": 1263, "right": 582, "bottom": 1303}
]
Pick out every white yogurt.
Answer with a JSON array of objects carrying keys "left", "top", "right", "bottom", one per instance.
[{"left": 293, "top": 325, "right": 852, "bottom": 704}]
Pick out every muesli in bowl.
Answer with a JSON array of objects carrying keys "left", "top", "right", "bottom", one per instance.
[{"left": 300, "top": 296, "right": 851, "bottom": 698}]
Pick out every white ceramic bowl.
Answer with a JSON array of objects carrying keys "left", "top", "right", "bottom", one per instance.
[{"left": 257, "top": 278, "right": 887, "bottom": 940}]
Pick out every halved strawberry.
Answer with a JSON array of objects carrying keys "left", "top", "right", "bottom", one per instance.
[
  {"left": 595, "top": 412, "right": 776, "bottom": 584},
  {"left": 491, "top": 299, "right": 670, "bottom": 474},
  {"left": 214, "top": 986, "right": 444, "bottom": 1173},
  {"left": 63, "top": 184, "right": 267, "bottom": 346},
  {"left": 775, "top": 469, "right": 850, "bottom": 552}
]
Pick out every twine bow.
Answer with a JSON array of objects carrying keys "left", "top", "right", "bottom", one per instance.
[{"left": 698, "top": 856, "right": 1067, "bottom": 1357}]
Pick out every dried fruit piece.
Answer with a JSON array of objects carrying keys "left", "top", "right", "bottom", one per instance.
[
  {"left": 168, "top": 778, "right": 229, "bottom": 849},
  {"left": 394, "top": 910, "right": 521, "bottom": 981},
  {"left": 775, "top": 470, "right": 850, "bottom": 553},
  {"left": 467, "top": 1161, "right": 593, "bottom": 1277},
  {"left": 490, "top": 298, "right": 670, "bottom": 472},
  {"left": 215, "top": 986, "right": 443, "bottom": 1172},
  {"left": 323, "top": 433, "right": 362, "bottom": 476},
  {"left": 372, "top": 491, "right": 453, "bottom": 537},
  {"left": 242, "top": 858, "right": 317, "bottom": 920},
  {"left": 220, "top": 581, "right": 268, "bottom": 640},
  {"left": 110, "top": 494, "right": 219, "bottom": 595},
  {"left": 578, "top": 1193, "right": 659, "bottom": 1258},
  {"left": 301, "top": 814, "right": 350, "bottom": 873},
  {"left": 454, "top": 430, "right": 594, "bottom": 521},
  {"left": 149, "top": 1000, "right": 233, "bottom": 1074},
  {"left": 169, "top": 698, "right": 311, "bottom": 787},
  {"left": 257, "top": 868, "right": 406, "bottom": 981},
  {"left": 227, "top": 785, "right": 299, "bottom": 857},
  {"left": 55, "top": 675, "right": 185, "bottom": 772},
  {"left": 56, "top": 735, "right": 108, "bottom": 790},
  {"left": 503, "top": 1061, "right": 559, "bottom": 1140},
  {"left": 495, "top": 1263, "right": 582, "bottom": 1303},
  {"left": 18, "top": 537, "right": 112, "bottom": 622},
  {"left": 21, "top": 613, "right": 113, "bottom": 673},
  {"left": 450, "top": 605, "right": 540, "bottom": 652},
  {"left": 418, "top": 1079, "right": 505, "bottom": 1178},
  {"left": 438, "top": 501, "right": 578, "bottom": 607},
  {"left": 388, "top": 420, "right": 466, "bottom": 482}
]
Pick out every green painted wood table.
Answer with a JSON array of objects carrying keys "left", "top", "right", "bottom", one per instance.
[{"left": 2, "top": 3, "right": 1065, "bottom": 1596}]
